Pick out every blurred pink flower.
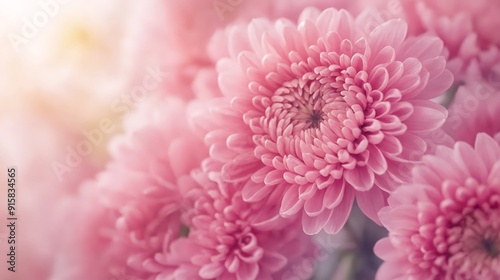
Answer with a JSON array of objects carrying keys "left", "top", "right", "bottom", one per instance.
[
  {"left": 375, "top": 133, "right": 500, "bottom": 279},
  {"left": 51, "top": 96, "right": 207, "bottom": 280},
  {"left": 0, "top": 0, "right": 154, "bottom": 129},
  {"left": 156, "top": 0, "right": 363, "bottom": 68},
  {"left": 0, "top": 114, "right": 99, "bottom": 280},
  {"left": 443, "top": 76, "right": 500, "bottom": 145},
  {"left": 400, "top": 0, "right": 500, "bottom": 81},
  {"left": 195, "top": 7, "right": 453, "bottom": 234},
  {"left": 163, "top": 169, "right": 316, "bottom": 280},
  {"left": 403, "top": 0, "right": 500, "bottom": 48},
  {"left": 149, "top": 0, "right": 364, "bottom": 100}
]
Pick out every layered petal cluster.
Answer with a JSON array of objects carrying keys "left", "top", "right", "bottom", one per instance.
[
  {"left": 197, "top": 8, "right": 453, "bottom": 234},
  {"left": 444, "top": 77, "right": 500, "bottom": 145},
  {"left": 402, "top": 0, "right": 500, "bottom": 48},
  {"left": 165, "top": 168, "right": 316, "bottom": 280},
  {"left": 156, "top": 0, "right": 364, "bottom": 69},
  {"left": 52, "top": 96, "right": 207, "bottom": 280},
  {"left": 375, "top": 133, "right": 500, "bottom": 279},
  {"left": 152, "top": 0, "right": 364, "bottom": 100},
  {"left": 400, "top": 0, "right": 500, "bottom": 81}
]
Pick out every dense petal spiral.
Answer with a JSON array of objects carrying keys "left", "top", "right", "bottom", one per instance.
[
  {"left": 375, "top": 133, "right": 500, "bottom": 279},
  {"left": 400, "top": 0, "right": 500, "bottom": 81},
  {"left": 197, "top": 8, "right": 453, "bottom": 234},
  {"left": 164, "top": 168, "right": 316, "bottom": 280}
]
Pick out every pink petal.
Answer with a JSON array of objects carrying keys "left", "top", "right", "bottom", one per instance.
[
  {"left": 222, "top": 154, "right": 261, "bottom": 182},
  {"left": 324, "top": 187, "right": 355, "bottom": 234},
  {"left": 199, "top": 263, "right": 224, "bottom": 279},
  {"left": 323, "top": 179, "right": 345, "bottom": 209},
  {"left": 242, "top": 180, "right": 274, "bottom": 202},
  {"left": 225, "top": 254, "right": 240, "bottom": 273},
  {"left": 369, "top": 19, "right": 407, "bottom": 53},
  {"left": 423, "top": 153, "right": 464, "bottom": 183},
  {"left": 304, "top": 189, "right": 326, "bottom": 217},
  {"left": 236, "top": 263, "right": 259, "bottom": 280},
  {"left": 405, "top": 100, "right": 447, "bottom": 132},
  {"left": 418, "top": 69, "right": 453, "bottom": 100},
  {"left": 226, "top": 133, "right": 254, "bottom": 152},
  {"left": 210, "top": 142, "right": 237, "bottom": 162},
  {"left": 356, "top": 187, "right": 386, "bottom": 224},
  {"left": 378, "top": 135, "right": 403, "bottom": 155},
  {"left": 390, "top": 101, "right": 414, "bottom": 122},
  {"left": 302, "top": 208, "right": 332, "bottom": 235},
  {"left": 367, "top": 145, "right": 388, "bottom": 175},
  {"left": 160, "top": 238, "right": 198, "bottom": 265},
  {"left": 400, "top": 36, "right": 443, "bottom": 61},
  {"left": 475, "top": 133, "right": 500, "bottom": 170},
  {"left": 411, "top": 165, "right": 441, "bottom": 188},
  {"left": 252, "top": 208, "right": 288, "bottom": 231},
  {"left": 264, "top": 169, "right": 285, "bottom": 185},
  {"left": 370, "top": 46, "right": 396, "bottom": 69},
  {"left": 397, "top": 133, "right": 427, "bottom": 162},
  {"left": 344, "top": 167, "right": 375, "bottom": 191},
  {"left": 373, "top": 238, "right": 398, "bottom": 260},
  {"left": 172, "top": 265, "right": 200, "bottom": 279},
  {"left": 488, "top": 161, "right": 500, "bottom": 187},
  {"left": 374, "top": 172, "right": 400, "bottom": 192},
  {"left": 280, "top": 185, "right": 304, "bottom": 217},
  {"left": 335, "top": 9, "right": 356, "bottom": 39},
  {"left": 455, "top": 142, "right": 488, "bottom": 181},
  {"left": 378, "top": 204, "right": 419, "bottom": 231},
  {"left": 370, "top": 67, "right": 390, "bottom": 91},
  {"left": 260, "top": 252, "right": 288, "bottom": 272}
]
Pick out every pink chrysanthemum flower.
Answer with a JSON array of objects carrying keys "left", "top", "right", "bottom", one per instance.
[
  {"left": 444, "top": 77, "right": 500, "bottom": 145},
  {"left": 53, "top": 96, "right": 208, "bottom": 280},
  {"left": 99, "top": 97, "right": 208, "bottom": 279},
  {"left": 152, "top": 0, "right": 364, "bottom": 100},
  {"left": 400, "top": 0, "right": 500, "bottom": 81},
  {"left": 375, "top": 133, "right": 500, "bottom": 280},
  {"left": 162, "top": 169, "right": 316, "bottom": 280},
  {"left": 401, "top": 0, "right": 500, "bottom": 48},
  {"left": 196, "top": 8, "right": 453, "bottom": 234}
]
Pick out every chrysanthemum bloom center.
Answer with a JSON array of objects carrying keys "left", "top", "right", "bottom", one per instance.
[
  {"left": 412, "top": 179, "right": 500, "bottom": 278},
  {"left": 250, "top": 39, "right": 376, "bottom": 174},
  {"left": 217, "top": 8, "right": 452, "bottom": 234},
  {"left": 456, "top": 207, "right": 500, "bottom": 264},
  {"left": 257, "top": 42, "right": 371, "bottom": 137},
  {"left": 480, "top": 237, "right": 500, "bottom": 258},
  {"left": 269, "top": 77, "right": 343, "bottom": 132},
  {"left": 375, "top": 135, "right": 500, "bottom": 279},
  {"left": 247, "top": 35, "right": 399, "bottom": 203}
]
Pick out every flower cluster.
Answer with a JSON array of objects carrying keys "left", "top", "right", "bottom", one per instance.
[
  {"left": 195, "top": 7, "right": 452, "bottom": 236},
  {"left": 17, "top": 1, "right": 500, "bottom": 279},
  {"left": 375, "top": 133, "right": 500, "bottom": 279}
]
